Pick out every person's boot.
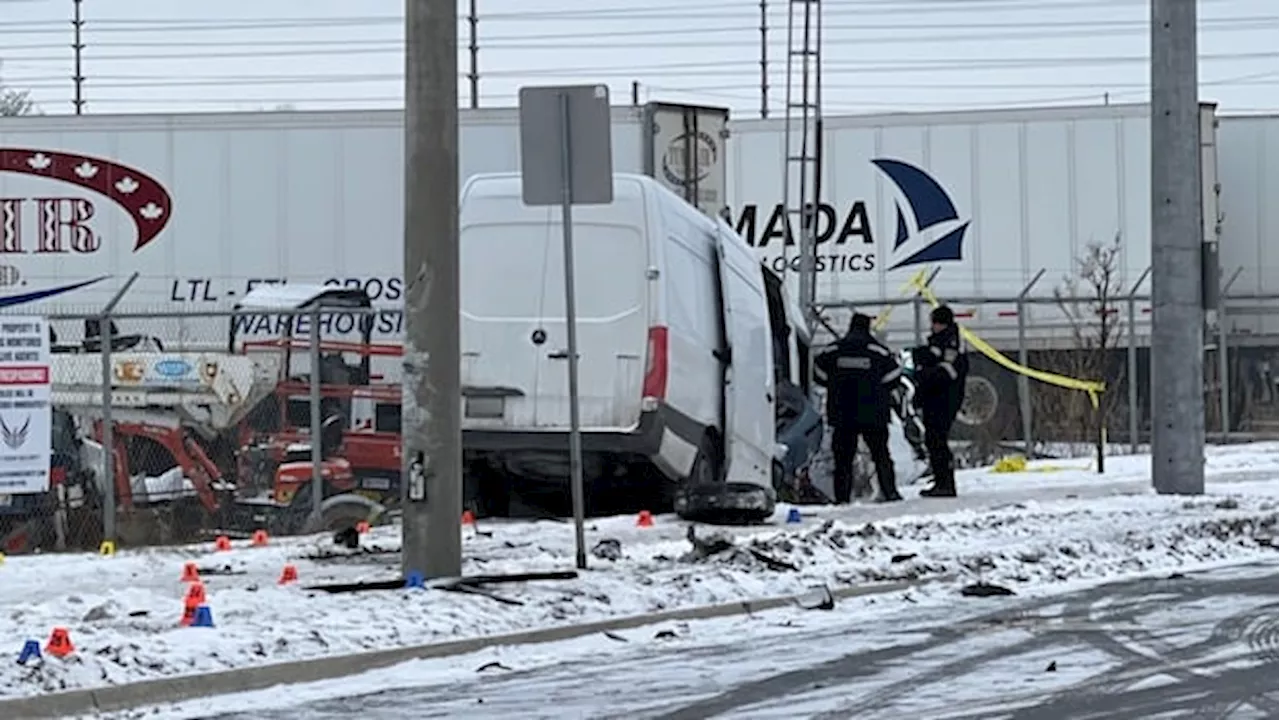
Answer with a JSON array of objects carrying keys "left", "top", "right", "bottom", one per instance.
[
  {"left": 920, "top": 469, "right": 957, "bottom": 497},
  {"left": 919, "top": 483, "right": 956, "bottom": 498},
  {"left": 876, "top": 488, "right": 903, "bottom": 503}
]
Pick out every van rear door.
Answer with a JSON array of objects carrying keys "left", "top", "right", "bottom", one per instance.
[
  {"left": 461, "top": 179, "right": 650, "bottom": 431},
  {"left": 713, "top": 228, "right": 775, "bottom": 489}
]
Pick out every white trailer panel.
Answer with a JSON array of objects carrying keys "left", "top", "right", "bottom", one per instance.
[
  {"left": 0, "top": 103, "right": 729, "bottom": 332},
  {"left": 725, "top": 102, "right": 1220, "bottom": 345}
]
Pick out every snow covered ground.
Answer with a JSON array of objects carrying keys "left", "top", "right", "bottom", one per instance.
[
  {"left": 0, "top": 442, "right": 1275, "bottom": 703},
  {"left": 127, "top": 560, "right": 1278, "bottom": 720}
]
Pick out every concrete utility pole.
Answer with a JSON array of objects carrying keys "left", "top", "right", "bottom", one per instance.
[
  {"left": 402, "top": 0, "right": 463, "bottom": 578},
  {"left": 1150, "top": 0, "right": 1205, "bottom": 495}
]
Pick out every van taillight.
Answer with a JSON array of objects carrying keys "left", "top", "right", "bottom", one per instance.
[
  {"left": 642, "top": 326, "right": 669, "bottom": 400},
  {"left": 50, "top": 466, "right": 67, "bottom": 486}
]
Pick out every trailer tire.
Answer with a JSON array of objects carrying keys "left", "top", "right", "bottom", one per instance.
[{"left": 954, "top": 356, "right": 1020, "bottom": 442}]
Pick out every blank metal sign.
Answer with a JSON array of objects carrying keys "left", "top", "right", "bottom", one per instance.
[{"left": 518, "top": 84, "right": 614, "bottom": 207}]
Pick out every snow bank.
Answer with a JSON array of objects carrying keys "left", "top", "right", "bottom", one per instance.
[{"left": 0, "top": 445, "right": 1275, "bottom": 701}]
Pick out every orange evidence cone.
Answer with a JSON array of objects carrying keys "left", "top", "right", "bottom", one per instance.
[
  {"left": 461, "top": 510, "right": 476, "bottom": 526},
  {"left": 45, "top": 627, "right": 74, "bottom": 658},
  {"left": 180, "top": 562, "right": 201, "bottom": 583},
  {"left": 636, "top": 510, "right": 654, "bottom": 528},
  {"left": 251, "top": 529, "right": 269, "bottom": 547},
  {"left": 179, "top": 596, "right": 202, "bottom": 627},
  {"left": 278, "top": 564, "right": 299, "bottom": 585},
  {"left": 214, "top": 535, "right": 232, "bottom": 552},
  {"left": 185, "top": 581, "right": 207, "bottom": 607},
  {"left": 355, "top": 520, "right": 371, "bottom": 534}
]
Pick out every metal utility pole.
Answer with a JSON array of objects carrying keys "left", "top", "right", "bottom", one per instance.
[
  {"left": 72, "top": 0, "right": 85, "bottom": 114},
  {"left": 466, "top": 0, "right": 479, "bottom": 109},
  {"left": 402, "top": 0, "right": 462, "bottom": 579},
  {"left": 758, "top": 0, "right": 768, "bottom": 118},
  {"left": 783, "top": 0, "right": 823, "bottom": 339},
  {"left": 1150, "top": 0, "right": 1205, "bottom": 495},
  {"left": 308, "top": 308, "right": 323, "bottom": 524},
  {"left": 97, "top": 272, "right": 138, "bottom": 545}
]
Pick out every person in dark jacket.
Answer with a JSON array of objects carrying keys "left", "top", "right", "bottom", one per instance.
[
  {"left": 912, "top": 305, "right": 969, "bottom": 498},
  {"left": 814, "top": 313, "right": 903, "bottom": 504}
]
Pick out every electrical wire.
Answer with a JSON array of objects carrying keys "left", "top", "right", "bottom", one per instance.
[
  {"left": 34, "top": 94, "right": 1278, "bottom": 115},
  {"left": 11, "top": 52, "right": 1276, "bottom": 89},
  {"left": 4, "top": 17, "right": 1275, "bottom": 53},
  {"left": 0, "top": 0, "right": 1261, "bottom": 31},
  {"left": 13, "top": 69, "right": 1278, "bottom": 92},
  {"left": 3, "top": 0, "right": 1270, "bottom": 114}
]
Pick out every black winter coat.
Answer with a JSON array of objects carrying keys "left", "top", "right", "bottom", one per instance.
[
  {"left": 814, "top": 330, "right": 902, "bottom": 427},
  {"left": 912, "top": 324, "right": 969, "bottom": 426}
]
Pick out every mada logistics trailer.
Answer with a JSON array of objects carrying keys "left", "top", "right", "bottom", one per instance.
[
  {"left": 729, "top": 101, "right": 1274, "bottom": 436},
  {"left": 0, "top": 101, "right": 1275, "bottom": 435}
]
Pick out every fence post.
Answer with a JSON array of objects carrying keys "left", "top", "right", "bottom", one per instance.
[
  {"left": 1017, "top": 269, "right": 1045, "bottom": 457},
  {"left": 1218, "top": 267, "right": 1243, "bottom": 442},
  {"left": 1127, "top": 267, "right": 1151, "bottom": 454},
  {"left": 911, "top": 294, "right": 923, "bottom": 347},
  {"left": 97, "top": 272, "right": 138, "bottom": 545},
  {"left": 99, "top": 314, "right": 115, "bottom": 544},
  {"left": 309, "top": 307, "right": 324, "bottom": 525}
]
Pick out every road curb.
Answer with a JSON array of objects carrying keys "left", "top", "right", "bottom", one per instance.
[{"left": 0, "top": 579, "right": 927, "bottom": 719}]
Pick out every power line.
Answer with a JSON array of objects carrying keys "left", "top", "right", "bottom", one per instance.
[
  {"left": 3, "top": 17, "right": 1275, "bottom": 53},
  {"left": 0, "top": 94, "right": 1166, "bottom": 110},
  {"left": 0, "top": 0, "right": 1259, "bottom": 32},
  {"left": 14, "top": 70, "right": 1276, "bottom": 91},
  {"left": 5, "top": 46, "right": 1274, "bottom": 67}
]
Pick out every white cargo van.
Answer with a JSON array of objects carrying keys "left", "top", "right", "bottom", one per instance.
[{"left": 459, "top": 172, "right": 791, "bottom": 522}]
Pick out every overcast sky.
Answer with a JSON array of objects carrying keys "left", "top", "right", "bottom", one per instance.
[{"left": 1, "top": 0, "right": 1276, "bottom": 116}]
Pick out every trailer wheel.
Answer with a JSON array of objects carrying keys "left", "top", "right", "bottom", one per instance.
[
  {"left": 957, "top": 374, "right": 1000, "bottom": 428},
  {"left": 953, "top": 357, "right": 1020, "bottom": 446}
]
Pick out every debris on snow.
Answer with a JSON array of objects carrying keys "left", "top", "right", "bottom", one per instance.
[
  {"left": 797, "top": 585, "right": 836, "bottom": 611},
  {"left": 591, "top": 538, "right": 622, "bottom": 561},
  {"left": 960, "top": 582, "right": 1017, "bottom": 598}
]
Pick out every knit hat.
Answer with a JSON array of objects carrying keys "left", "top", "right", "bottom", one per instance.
[{"left": 848, "top": 313, "right": 872, "bottom": 333}]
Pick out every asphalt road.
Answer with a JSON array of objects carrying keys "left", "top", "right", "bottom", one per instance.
[{"left": 208, "top": 562, "right": 1279, "bottom": 720}]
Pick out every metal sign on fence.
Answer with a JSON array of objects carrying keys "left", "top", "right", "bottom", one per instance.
[{"left": 0, "top": 316, "right": 53, "bottom": 495}]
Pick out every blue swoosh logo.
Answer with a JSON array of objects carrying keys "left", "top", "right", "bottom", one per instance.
[
  {"left": 0, "top": 276, "right": 110, "bottom": 308},
  {"left": 871, "top": 158, "right": 969, "bottom": 271}
]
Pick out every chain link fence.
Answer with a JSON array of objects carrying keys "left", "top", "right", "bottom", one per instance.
[
  {"left": 2, "top": 282, "right": 1275, "bottom": 555},
  {"left": 3, "top": 302, "right": 398, "bottom": 556},
  {"left": 814, "top": 287, "right": 1278, "bottom": 463}
]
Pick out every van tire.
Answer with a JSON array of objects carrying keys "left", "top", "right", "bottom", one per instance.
[
  {"left": 689, "top": 433, "right": 723, "bottom": 489},
  {"left": 674, "top": 433, "right": 722, "bottom": 521}
]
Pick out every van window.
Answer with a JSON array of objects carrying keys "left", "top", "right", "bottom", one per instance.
[
  {"left": 462, "top": 222, "right": 646, "bottom": 320},
  {"left": 760, "top": 269, "right": 792, "bottom": 382}
]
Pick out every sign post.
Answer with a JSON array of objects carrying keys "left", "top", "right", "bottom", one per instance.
[
  {"left": 0, "top": 317, "right": 53, "bottom": 504},
  {"left": 518, "top": 84, "right": 614, "bottom": 571}
]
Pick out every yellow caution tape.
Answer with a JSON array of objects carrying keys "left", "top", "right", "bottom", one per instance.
[
  {"left": 906, "top": 271, "right": 1106, "bottom": 409},
  {"left": 869, "top": 269, "right": 931, "bottom": 333},
  {"left": 991, "top": 454, "right": 1090, "bottom": 474}
]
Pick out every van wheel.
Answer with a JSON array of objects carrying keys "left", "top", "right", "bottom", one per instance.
[
  {"left": 675, "top": 434, "right": 722, "bottom": 521},
  {"left": 689, "top": 434, "right": 722, "bottom": 489}
]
